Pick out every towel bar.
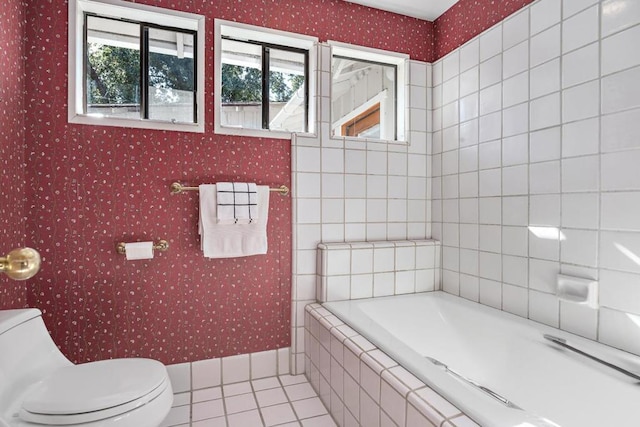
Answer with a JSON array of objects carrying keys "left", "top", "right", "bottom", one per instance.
[{"left": 170, "top": 182, "right": 290, "bottom": 196}]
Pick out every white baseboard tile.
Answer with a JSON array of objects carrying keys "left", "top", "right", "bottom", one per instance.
[{"left": 167, "top": 346, "right": 292, "bottom": 392}]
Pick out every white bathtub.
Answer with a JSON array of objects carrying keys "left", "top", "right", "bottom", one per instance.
[{"left": 324, "top": 292, "right": 640, "bottom": 427}]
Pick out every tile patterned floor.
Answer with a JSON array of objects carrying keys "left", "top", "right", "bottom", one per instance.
[{"left": 161, "top": 375, "right": 337, "bottom": 427}]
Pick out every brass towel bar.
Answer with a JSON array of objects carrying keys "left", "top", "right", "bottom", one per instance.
[{"left": 170, "top": 182, "right": 290, "bottom": 196}]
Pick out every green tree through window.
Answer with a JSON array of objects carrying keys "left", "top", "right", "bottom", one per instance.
[{"left": 87, "top": 43, "right": 140, "bottom": 105}]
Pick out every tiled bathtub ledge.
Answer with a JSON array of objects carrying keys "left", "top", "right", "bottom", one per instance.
[{"left": 304, "top": 303, "right": 478, "bottom": 427}]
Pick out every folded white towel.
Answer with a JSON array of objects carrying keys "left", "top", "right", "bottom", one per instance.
[
  {"left": 216, "top": 182, "right": 259, "bottom": 224},
  {"left": 199, "top": 184, "right": 269, "bottom": 258}
]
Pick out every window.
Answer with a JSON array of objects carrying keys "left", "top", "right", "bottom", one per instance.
[
  {"left": 69, "top": 0, "right": 205, "bottom": 132},
  {"left": 330, "top": 42, "right": 408, "bottom": 142},
  {"left": 215, "top": 20, "right": 317, "bottom": 138}
]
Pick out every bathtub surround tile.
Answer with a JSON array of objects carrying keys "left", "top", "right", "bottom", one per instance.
[
  {"left": 562, "top": 5, "right": 599, "bottom": 54},
  {"left": 381, "top": 379, "right": 407, "bottom": 425},
  {"left": 600, "top": 269, "right": 640, "bottom": 316},
  {"left": 530, "top": 93, "right": 561, "bottom": 131},
  {"left": 562, "top": 117, "right": 599, "bottom": 157},
  {"left": 530, "top": 59, "right": 561, "bottom": 100},
  {"left": 602, "top": 0, "right": 640, "bottom": 38},
  {"left": 530, "top": 25, "right": 561, "bottom": 68},
  {"left": 530, "top": 0, "right": 561, "bottom": 35},
  {"left": 601, "top": 24, "right": 640, "bottom": 76},
  {"left": 599, "top": 308, "right": 640, "bottom": 356},
  {"left": 305, "top": 304, "right": 469, "bottom": 427},
  {"left": 562, "top": 43, "right": 599, "bottom": 89},
  {"left": 602, "top": 66, "right": 640, "bottom": 114},
  {"left": 560, "top": 302, "right": 598, "bottom": 340},
  {"left": 317, "top": 240, "right": 440, "bottom": 303},
  {"left": 562, "top": 80, "right": 600, "bottom": 123},
  {"left": 428, "top": 0, "right": 640, "bottom": 356},
  {"left": 529, "top": 291, "right": 560, "bottom": 327}
]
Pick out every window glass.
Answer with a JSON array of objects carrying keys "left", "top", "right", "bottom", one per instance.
[
  {"left": 220, "top": 39, "right": 263, "bottom": 130},
  {"left": 331, "top": 56, "right": 396, "bottom": 140},
  {"left": 268, "top": 48, "right": 306, "bottom": 132},
  {"left": 147, "top": 28, "right": 196, "bottom": 123},
  {"left": 86, "top": 16, "right": 141, "bottom": 118},
  {"left": 219, "top": 37, "right": 307, "bottom": 133}
]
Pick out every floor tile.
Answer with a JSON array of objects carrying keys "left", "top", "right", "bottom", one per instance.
[
  {"left": 291, "top": 397, "right": 327, "bottom": 419},
  {"left": 260, "top": 402, "right": 297, "bottom": 426},
  {"left": 284, "top": 383, "right": 316, "bottom": 401},
  {"left": 165, "top": 374, "right": 333, "bottom": 427},
  {"left": 192, "top": 417, "right": 227, "bottom": 427},
  {"left": 256, "top": 387, "right": 288, "bottom": 407},
  {"left": 279, "top": 375, "right": 308, "bottom": 386},
  {"left": 223, "top": 381, "right": 252, "bottom": 397},
  {"left": 252, "top": 377, "right": 281, "bottom": 391},
  {"left": 300, "top": 414, "right": 338, "bottom": 427},
  {"left": 193, "top": 387, "right": 222, "bottom": 403},
  {"left": 192, "top": 399, "right": 225, "bottom": 421},
  {"left": 225, "top": 393, "right": 258, "bottom": 414},
  {"left": 227, "top": 409, "right": 263, "bottom": 427}
]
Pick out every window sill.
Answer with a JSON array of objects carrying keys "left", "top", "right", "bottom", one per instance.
[
  {"left": 215, "top": 125, "right": 313, "bottom": 140},
  {"left": 333, "top": 135, "right": 409, "bottom": 145},
  {"left": 69, "top": 114, "right": 205, "bottom": 133}
]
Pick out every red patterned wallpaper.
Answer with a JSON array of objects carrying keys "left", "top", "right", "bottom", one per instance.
[
  {"left": 0, "top": 0, "right": 27, "bottom": 309},
  {"left": 434, "top": 0, "right": 536, "bottom": 60},
  {"left": 23, "top": 0, "right": 432, "bottom": 365}
]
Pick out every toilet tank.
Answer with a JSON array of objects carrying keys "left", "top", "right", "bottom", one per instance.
[{"left": 0, "top": 309, "right": 71, "bottom": 415}]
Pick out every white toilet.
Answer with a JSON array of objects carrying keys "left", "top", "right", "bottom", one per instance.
[{"left": 0, "top": 308, "right": 173, "bottom": 427}]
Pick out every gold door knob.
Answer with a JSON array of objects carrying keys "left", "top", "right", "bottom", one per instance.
[{"left": 0, "top": 247, "right": 41, "bottom": 280}]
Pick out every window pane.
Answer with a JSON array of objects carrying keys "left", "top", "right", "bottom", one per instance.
[
  {"left": 331, "top": 57, "right": 396, "bottom": 140},
  {"left": 86, "top": 16, "right": 141, "bottom": 118},
  {"left": 147, "top": 28, "right": 195, "bottom": 123},
  {"left": 220, "top": 39, "right": 263, "bottom": 130},
  {"left": 268, "top": 49, "right": 306, "bottom": 133}
]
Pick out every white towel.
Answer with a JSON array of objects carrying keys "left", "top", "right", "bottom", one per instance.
[
  {"left": 216, "top": 182, "right": 259, "bottom": 224},
  {"left": 199, "top": 184, "right": 269, "bottom": 258}
]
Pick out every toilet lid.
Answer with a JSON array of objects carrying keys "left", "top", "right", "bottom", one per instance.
[{"left": 21, "top": 358, "right": 168, "bottom": 424}]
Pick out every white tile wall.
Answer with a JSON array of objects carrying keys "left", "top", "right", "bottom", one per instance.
[
  {"left": 316, "top": 240, "right": 440, "bottom": 302},
  {"left": 167, "top": 348, "right": 290, "bottom": 395},
  {"left": 431, "top": 0, "right": 640, "bottom": 356},
  {"left": 291, "top": 43, "right": 431, "bottom": 373}
]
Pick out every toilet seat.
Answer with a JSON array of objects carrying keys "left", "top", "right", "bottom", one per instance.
[{"left": 19, "top": 358, "right": 169, "bottom": 425}]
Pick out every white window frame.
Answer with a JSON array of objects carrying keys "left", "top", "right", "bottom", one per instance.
[
  {"left": 328, "top": 41, "right": 409, "bottom": 143},
  {"left": 68, "top": 0, "right": 206, "bottom": 133},
  {"left": 214, "top": 19, "right": 317, "bottom": 139}
]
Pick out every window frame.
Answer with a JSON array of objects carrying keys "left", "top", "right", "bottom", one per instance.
[
  {"left": 69, "top": 0, "right": 206, "bottom": 133},
  {"left": 328, "top": 41, "right": 409, "bottom": 143},
  {"left": 214, "top": 19, "right": 317, "bottom": 139}
]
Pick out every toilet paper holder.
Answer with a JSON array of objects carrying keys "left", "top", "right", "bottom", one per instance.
[{"left": 116, "top": 240, "right": 169, "bottom": 255}]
